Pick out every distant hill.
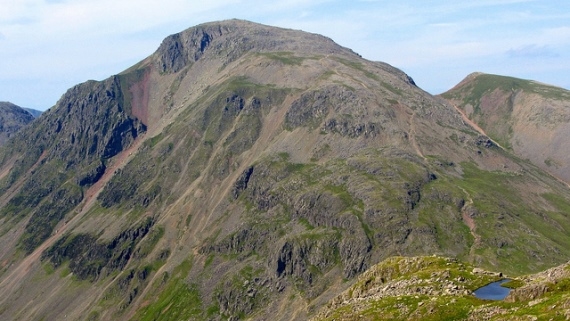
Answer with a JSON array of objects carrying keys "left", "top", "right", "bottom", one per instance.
[
  {"left": 0, "top": 101, "right": 35, "bottom": 145},
  {"left": 23, "top": 107, "right": 43, "bottom": 118},
  {"left": 1, "top": 21, "right": 570, "bottom": 321},
  {"left": 440, "top": 73, "right": 570, "bottom": 185}
]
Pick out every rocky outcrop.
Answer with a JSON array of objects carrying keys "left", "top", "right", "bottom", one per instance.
[
  {"left": 155, "top": 27, "right": 220, "bottom": 73},
  {"left": 0, "top": 75, "right": 146, "bottom": 253},
  {"left": 322, "top": 117, "right": 382, "bottom": 138},
  {"left": 42, "top": 217, "right": 155, "bottom": 281},
  {"left": 313, "top": 257, "right": 570, "bottom": 321},
  {"left": 474, "top": 135, "right": 496, "bottom": 148},
  {"left": 46, "top": 76, "right": 146, "bottom": 164},
  {"left": 0, "top": 101, "right": 34, "bottom": 145},
  {"left": 506, "top": 261, "right": 570, "bottom": 302},
  {"left": 285, "top": 86, "right": 362, "bottom": 130},
  {"left": 232, "top": 166, "right": 254, "bottom": 199},
  {"left": 77, "top": 160, "right": 106, "bottom": 187},
  {"left": 154, "top": 20, "right": 356, "bottom": 74}
]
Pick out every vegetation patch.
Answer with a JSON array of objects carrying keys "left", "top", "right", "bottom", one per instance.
[
  {"left": 333, "top": 57, "right": 379, "bottom": 81},
  {"left": 443, "top": 74, "right": 570, "bottom": 103},
  {"left": 257, "top": 51, "right": 306, "bottom": 65},
  {"left": 135, "top": 279, "right": 203, "bottom": 321}
]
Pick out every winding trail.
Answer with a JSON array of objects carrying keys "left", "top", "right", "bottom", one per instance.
[
  {"left": 451, "top": 102, "right": 570, "bottom": 189},
  {"left": 458, "top": 187, "right": 481, "bottom": 260},
  {"left": 451, "top": 103, "right": 504, "bottom": 150}
]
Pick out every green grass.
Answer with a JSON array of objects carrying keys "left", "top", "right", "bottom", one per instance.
[
  {"left": 308, "top": 258, "right": 570, "bottom": 321},
  {"left": 42, "top": 262, "right": 55, "bottom": 275},
  {"left": 173, "top": 258, "right": 193, "bottom": 277},
  {"left": 443, "top": 73, "right": 570, "bottom": 103},
  {"left": 451, "top": 162, "right": 570, "bottom": 274},
  {"left": 333, "top": 57, "right": 379, "bottom": 81},
  {"left": 257, "top": 51, "right": 306, "bottom": 66},
  {"left": 299, "top": 217, "right": 315, "bottom": 230},
  {"left": 204, "top": 253, "right": 215, "bottom": 268},
  {"left": 501, "top": 279, "right": 524, "bottom": 289},
  {"left": 132, "top": 258, "right": 201, "bottom": 320},
  {"left": 455, "top": 162, "right": 524, "bottom": 214},
  {"left": 381, "top": 81, "right": 403, "bottom": 95},
  {"left": 318, "top": 256, "right": 508, "bottom": 321},
  {"left": 324, "top": 184, "right": 356, "bottom": 207},
  {"left": 135, "top": 279, "right": 203, "bottom": 321},
  {"left": 147, "top": 133, "right": 164, "bottom": 148},
  {"left": 542, "top": 192, "right": 570, "bottom": 213},
  {"left": 59, "top": 265, "right": 72, "bottom": 278}
]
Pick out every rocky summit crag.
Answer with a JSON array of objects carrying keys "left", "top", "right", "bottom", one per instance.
[{"left": 0, "top": 20, "right": 570, "bottom": 320}]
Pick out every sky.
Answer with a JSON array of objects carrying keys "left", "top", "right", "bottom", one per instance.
[{"left": 1, "top": 0, "right": 569, "bottom": 111}]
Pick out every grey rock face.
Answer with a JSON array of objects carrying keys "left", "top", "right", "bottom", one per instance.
[{"left": 0, "top": 101, "right": 35, "bottom": 145}]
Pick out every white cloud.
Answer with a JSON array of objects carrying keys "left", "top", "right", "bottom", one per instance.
[{"left": 1, "top": 0, "right": 569, "bottom": 109}]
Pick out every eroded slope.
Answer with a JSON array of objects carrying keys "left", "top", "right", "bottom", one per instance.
[
  {"left": 0, "top": 21, "right": 569, "bottom": 321},
  {"left": 440, "top": 72, "right": 570, "bottom": 184}
]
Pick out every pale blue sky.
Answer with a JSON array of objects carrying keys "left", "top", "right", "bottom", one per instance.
[{"left": 1, "top": 0, "right": 569, "bottom": 110}]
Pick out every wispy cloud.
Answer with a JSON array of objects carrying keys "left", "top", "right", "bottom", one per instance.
[
  {"left": 1, "top": 0, "right": 569, "bottom": 109},
  {"left": 507, "top": 45, "right": 558, "bottom": 58}
]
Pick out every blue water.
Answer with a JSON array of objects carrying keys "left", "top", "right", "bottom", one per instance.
[{"left": 474, "top": 279, "right": 511, "bottom": 300}]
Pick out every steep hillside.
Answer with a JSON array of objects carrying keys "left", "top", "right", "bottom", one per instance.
[
  {"left": 313, "top": 256, "right": 570, "bottom": 320},
  {"left": 440, "top": 72, "right": 570, "bottom": 185},
  {"left": 0, "top": 20, "right": 570, "bottom": 321},
  {"left": 0, "top": 101, "right": 35, "bottom": 145}
]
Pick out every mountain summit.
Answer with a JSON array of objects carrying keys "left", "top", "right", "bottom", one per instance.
[
  {"left": 0, "top": 20, "right": 570, "bottom": 320},
  {"left": 440, "top": 72, "right": 570, "bottom": 185}
]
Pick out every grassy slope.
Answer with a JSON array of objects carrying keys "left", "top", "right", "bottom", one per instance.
[{"left": 312, "top": 256, "right": 570, "bottom": 321}]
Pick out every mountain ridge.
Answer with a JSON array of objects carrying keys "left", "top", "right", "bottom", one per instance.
[
  {"left": 0, "top": 20, "right": 569, "bottom": 320},
  {"left": 0, "top": 101, "right": 35, "bottom": 145},
  {"left": 440, "top": 72, "right": 570, "bottom": 185}
]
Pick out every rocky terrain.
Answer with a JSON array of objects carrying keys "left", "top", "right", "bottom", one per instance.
[
  {"left": 313, "top": 256, "right": 570, "bottom": 320},
  {"left": 0, "top": 101, "right": 35, "bottom": 145},
  {"left": 440, "top": 72, "right": 570, "bottom": 185},
  {"left": 23, "top": 108, "right": 43, "bottom": 118},
  {"left": 0, "top": 20, "right": 569, "bottom": 320}
]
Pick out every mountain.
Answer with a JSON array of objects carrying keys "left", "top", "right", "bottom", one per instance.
[
  {"left": 312, "top": 255, "right": 570, "bottom": 320},
  {"left": 23, "top": 107, "right": 43, "bottom": 118},
  {"left": 0, "top": 101, "right": 35, "bottom": 145},
  {"left": 440, "top": 72, "right": 570, "bottom": 185},
  {"left": 1, "top": 20, "right": 570, "bottom": 320}
]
